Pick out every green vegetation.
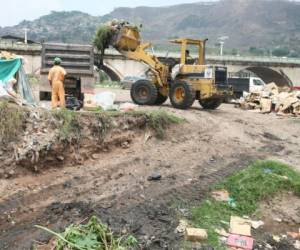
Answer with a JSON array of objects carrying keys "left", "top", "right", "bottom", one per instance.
[
  {"left": 0, "top": 101, "right": 25, "bottom": 144},
  {"left": 132, "top": 109, "right": 184, "bottom": 138},
  {"left": 53, "top": 109, "right": 183, "bottom": 142},
  {"left": 93, "top": 26, "right": 114, "bottom": 65},
  {"left": 36, "top": 216, "right": 138, "bottom": 250},
  {"left": 272, "top": 47, "right": 290, "bottom": 57},
  {"left": 96, "top": 81, "right": 122, "bottom": 89},
  {"left": 53, "top": 109, "right": 81, "bottom": 143},
  {"left": 188, "top": 160, "right": 300, "bottom": 249}
]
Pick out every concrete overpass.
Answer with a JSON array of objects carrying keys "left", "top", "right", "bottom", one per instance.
[{"left": 1, "top": 43, "right": 300, "bottom": 87}]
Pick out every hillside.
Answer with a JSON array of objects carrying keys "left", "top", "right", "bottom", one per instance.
[
  {"left": 1, "top": 0, "right": 300, "bottom": 55},
  {"left": 0, "top": 11, "right": 103, "bottom": 44}
]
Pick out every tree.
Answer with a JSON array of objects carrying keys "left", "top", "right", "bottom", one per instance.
[
  {"left": 249, "top": 47, "right": 265, "bottom": 56},
  {"left": 272, "top": 47, "right": 290, "bottom": 57},
  {"left": 93, "top": 26, "right": 114, "bottom": 66}
]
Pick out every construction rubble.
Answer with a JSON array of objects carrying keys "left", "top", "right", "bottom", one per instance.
[{"left": 238, "top": 82, "right": 300, "bottom": 116}]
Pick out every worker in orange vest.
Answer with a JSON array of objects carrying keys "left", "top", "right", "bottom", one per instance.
[{"left": 48, "top": 57, "right": 67, "bottom": 109}]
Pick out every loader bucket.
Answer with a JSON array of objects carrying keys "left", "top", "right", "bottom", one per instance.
[{"left": 113, "top": 26, "right": 141, "bottom": 51}]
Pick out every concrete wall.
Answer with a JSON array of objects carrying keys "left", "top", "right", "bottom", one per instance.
[
  {"left": 104, "top": 57, "right": 149, "bottom": 80},
  {"left": 22, "top": 54, "right": 41, "bottom": 75}
]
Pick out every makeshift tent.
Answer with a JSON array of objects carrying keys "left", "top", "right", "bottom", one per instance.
[{"left": 0, "top": 57, "right": 35, "bottom": 105}]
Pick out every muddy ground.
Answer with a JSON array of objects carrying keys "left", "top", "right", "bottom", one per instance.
[{"left": 0, "top": 89, "right": 300, "bottom": 249}]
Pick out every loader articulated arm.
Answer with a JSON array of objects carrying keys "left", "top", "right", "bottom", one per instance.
[
  {"left": 109, "top": 23, "right": 169, "bottom": 87},
  {"left": 116, "top": 43, "right": 168, "bottom": 87}
]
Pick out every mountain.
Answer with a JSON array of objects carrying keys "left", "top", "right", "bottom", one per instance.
[
  {"left": 0, "top": 11, "right": 103, "bottom": 44},
  {"left": 1, "top": 0, "right": 300, "bottom": 55}
]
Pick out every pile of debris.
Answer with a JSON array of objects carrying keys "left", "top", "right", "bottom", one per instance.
[
  {"left": 0, "top": 51, "right": 17, "bottom": 60},
  {"left": 238, "top": 83, "right": 300, "bottom": 116}
]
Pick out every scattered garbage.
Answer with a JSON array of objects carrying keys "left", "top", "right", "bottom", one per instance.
[
  {"left": 227, "top": 234, "right": 254, "bottom": 250},
  {"left": 211, "top": 189, "right": 237, "bottom": 208},
  {"left": 215, "top": 228, "right": 230, "bottom": 237},
  {"left": 65, "top": 96, "right": 82, "bottom": 111},
  {"left": 237, "top": 82, "right": 300, "bottom": 116},
  {"left": 147, "top": 172, "right": 162, "bottom": 181},
  {"left": 0, "top": 54, "right": 36, "bottom": 106},
  {"left": 230, "top": 216, "right": 252, "bottom": 237},
  {"left": 294, "top": 240, "right": 300, "bottom": 249},
  {"left": 264, "top": 168, "right": 273, "bottom": 174},
  {"left": 185, "top": 228, "right": 208, "bottom": 242},
  {"left": 288, "top": 231, "right": 300, "bottom": 239},
  {"left": 211, "top": 189, "right": 230, "bottom": 202},
  {"left": 228, "top": 197, "right": 237, "bottom": 208},
  {"left": 250, "top": 220, "right": 264, "bottom": 229},
  {"left": 175, "top": 220, "right": 188, "bottom": 234},
  {"left": 120, "top": 102, "right": 138, "bottom": 112},
  {"left": 93, "top": 92, "right": 117, "bottom": 111}
]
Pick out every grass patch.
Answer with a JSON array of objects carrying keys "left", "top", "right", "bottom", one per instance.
[
  {"left": 89, "top": 109, "right": 184, "bottom": 138},
  {"left": 0, "top": 101, "right": 25, "bottom": 144},
  {"left": 131, "top": 109, "right": 184, "bottom": 138},
  {"left": 96, "top": 81, "right": 122, "bottom": 89},
  {"left": 36, "top": 216, "right": 138, "bottom": 250},
  {"left": 189, "top": 160, "right": 300, "bottom": 249},
  {"left": 53, "top": 109, "right": 81, "bottom": 142}
]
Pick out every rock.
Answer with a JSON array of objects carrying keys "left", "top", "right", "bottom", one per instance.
[
  {"left": 121, "top": 141, "right": 130, "bottom": 149},
  {"left": 266, "top": 243, "right": 273, "bottom": 249},
  {"left": 274, "top": 217, "right": 282, "bottom": 223},
  {"left": 147, "top": 172, "right": 161, "bottom": 181},
  {"left": 8, "top": 170, "right": 15, "bottom": 176},
  {"left": 56, "top": 156, "right": 64, "bottom": 162},
  {"left": 185, "top": 228, "right": 208, "bottom": 242},
  {"left": 91, "top": 154, "right": 100, "bottom": 160}
]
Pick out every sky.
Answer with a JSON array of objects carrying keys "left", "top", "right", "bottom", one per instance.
[{"left": 0, "top": 0, "right": 207, "bottom": 27}]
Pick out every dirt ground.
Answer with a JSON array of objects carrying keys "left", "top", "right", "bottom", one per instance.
[{"left": 1, "top": 88, "right": 300, "bottom": 249}]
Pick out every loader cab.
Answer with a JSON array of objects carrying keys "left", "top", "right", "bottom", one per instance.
[{"left": 170, "top": 38, "right": 208, "bottom": 66}]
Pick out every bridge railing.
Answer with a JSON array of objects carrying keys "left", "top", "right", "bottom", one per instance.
[
  {"left": 105, "top": 49, "right": 300, "bottom": 65},
  {"left": 1, "top": 44, "right": 300, "bottom": 65},
  {"left": 0, "top": 41, "right": 41, "bottom": 51}
]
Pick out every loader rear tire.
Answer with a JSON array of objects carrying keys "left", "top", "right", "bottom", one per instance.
[
  {"left": 199, "top": 98, "right": 223, "bottom": 110},
  {"left": 170, "top": 81, "right": 195, "bottom": 109},
  {"left": 131, "top": 80, "right": 158, "bottom": 105}
]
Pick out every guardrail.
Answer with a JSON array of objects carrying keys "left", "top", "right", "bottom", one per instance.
[
  {"left": 1, "top": 43, "right": 300, "bottom": 65},
  {"left": 105, "top": 49, "right": 300, "bottom": 65}
]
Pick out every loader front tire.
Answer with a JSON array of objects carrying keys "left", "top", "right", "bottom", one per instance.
[
  {"left": 199, "top": 98, "right": 223, "bottom": 110},
  {"left": 170, "top": 81, "right": 195, "bottom": 109},
  {"left": 131, "top": 80, "right": 158, "bottom": 105}
]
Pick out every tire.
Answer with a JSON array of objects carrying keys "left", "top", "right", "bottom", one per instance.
[
  {"left": 130, "top": 80, "right": 158, "bottom": 105},
  {"left": 199, "top": 98, "right": 223, "bottom": 110},
  {"left": 169, "top": 81, "right": 195, "bottom": 109},
  {"left": 155, "top": 91, "right": 168, "bottom": 105}
]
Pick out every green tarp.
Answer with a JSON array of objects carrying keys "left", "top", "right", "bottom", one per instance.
[{"left": 0, "top": 58, "right": 22, "bottom": 83}]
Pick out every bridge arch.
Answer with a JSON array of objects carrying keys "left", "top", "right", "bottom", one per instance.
[
  {"left": 100, "top": 63, "right": 122, "bottom": 82},
  {"left": 240, "top": 66, "right": 292, "bottom": 87}
]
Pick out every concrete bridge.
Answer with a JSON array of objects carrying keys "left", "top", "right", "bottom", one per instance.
[{"left": 1, "top": 43, "right": 300, "bottom": 87}]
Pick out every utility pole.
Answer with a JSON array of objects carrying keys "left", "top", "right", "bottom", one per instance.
[
  {"left": 23, "top": 28, "right": 29, "bottom": 44},
  {"left": 220, "top": 41, "right": 224, "bottom": 56},
  {"left": 218, "top": 36, "right": 229, "bottom": 56}
]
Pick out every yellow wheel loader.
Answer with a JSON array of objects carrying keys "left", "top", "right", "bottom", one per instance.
[{"left": 109, "top": 23, "right": 232, "bottom": 110}]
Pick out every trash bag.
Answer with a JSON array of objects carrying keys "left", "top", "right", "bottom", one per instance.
[
  {"left": 93, "top": 92, "right": 116, "bottom": 110},
  {"left": 66, "top": 96, "right": 82, "bottom": 111}
]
